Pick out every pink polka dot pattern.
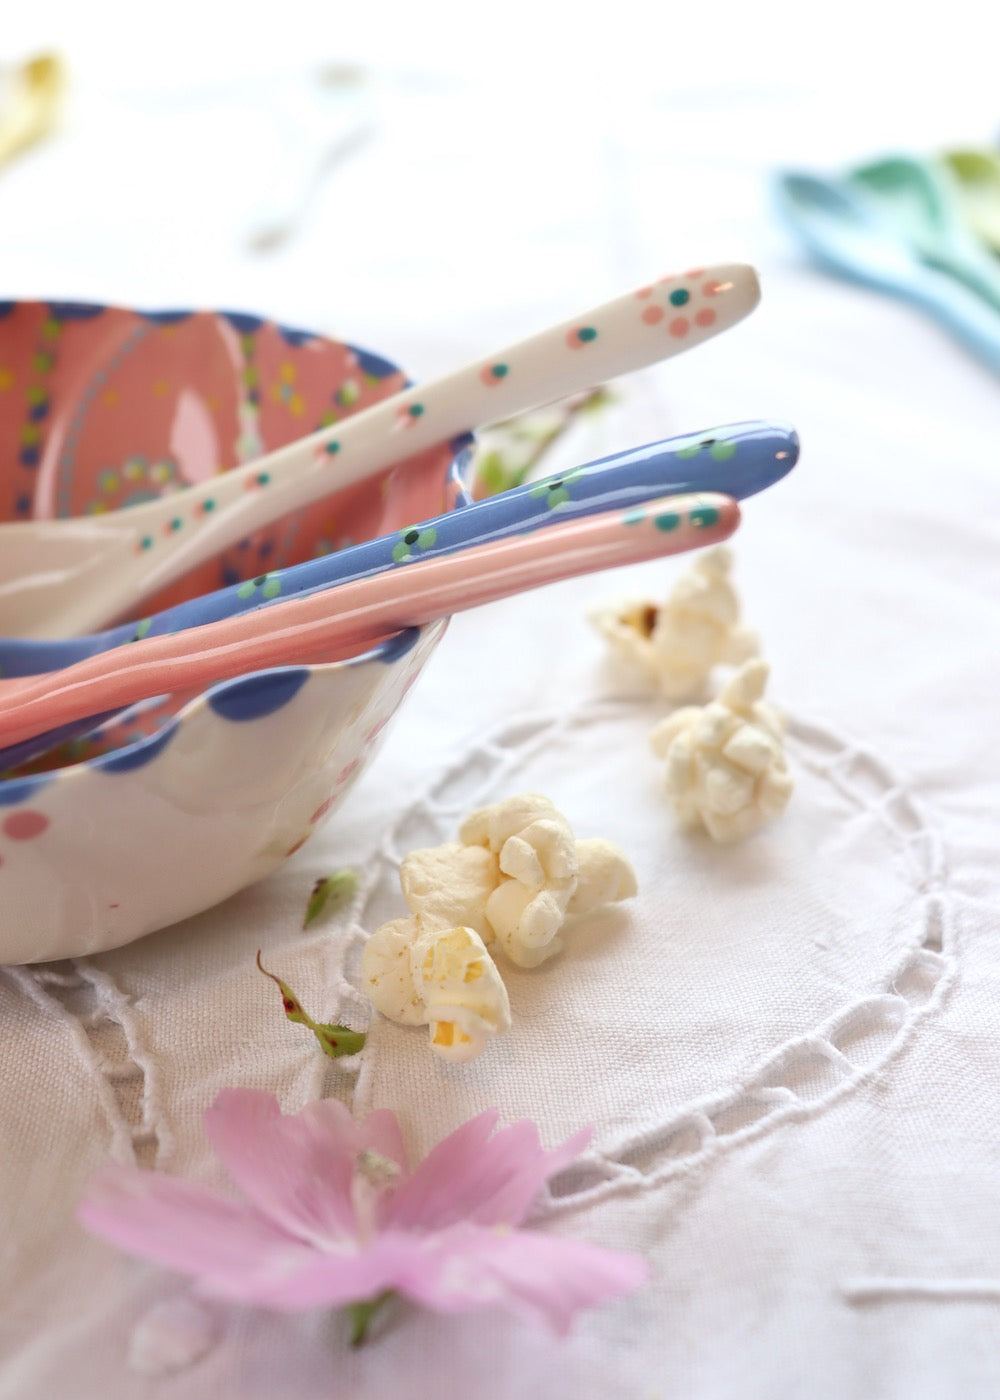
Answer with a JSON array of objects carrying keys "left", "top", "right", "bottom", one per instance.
[
  {"left": 632, "top": 267, "right": 743, "bottom": 341},
  {"left": 3, "top": 810, "right": 49, "bottom": 840}
]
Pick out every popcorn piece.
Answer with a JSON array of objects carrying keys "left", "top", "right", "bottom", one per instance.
[
  {"left": 360, "top": 792, "right": 638, "bottom": 1055},
  {"left": 411, "top": 924, "right": 511, "bottom": 1063},
  {"left": 361, "top": 917, "right": 510, "bottom": 1062},
  {"left": 592, "top": 545, "right": 757, "bottom": 700},
  {"left": 461, "top": 793, "right": 616, "bottom": 969},
  {"left": 650, "top": 659, "right": 792, "bottom": 843},
  {"left": 567, "top": 838, "right": 639, "bottom": 915},
  {"left": 361, "top": 917, "right": 425, "bottom": 1026},
  {"left": 399, "top": 842, "right": 498, "bottom": 942}
]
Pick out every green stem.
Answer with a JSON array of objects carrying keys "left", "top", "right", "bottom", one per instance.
[{"left": 345, "top": 1291, "right": 393, "bottom": 1347}]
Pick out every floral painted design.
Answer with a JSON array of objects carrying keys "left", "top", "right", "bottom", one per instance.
[
  {"left": 528, "top": 466, "right": 584, "bottom": 509},
  {"left": 392, "top": 526, "right": 437, "bottom": 563},
  {"left": 235, "top": 572, "right": 283, "bottom": 601}
]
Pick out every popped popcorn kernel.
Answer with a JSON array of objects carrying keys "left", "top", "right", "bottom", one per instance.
[
  {"left": 359, "top": 794, "right": 638, "bottom": 1057},
  {"left": 361, "top": 919, "right": 511, "bottom": 1062},
  {"left": 592, "top": 545, "right": 757, "bottom": 700},
  {"left": 412, "top": 925, "right": 512, "bottom": 1062},
  {"left": 650, "top": 658, "right": 792, "bottom": 843},
  {"left": 459, "top": 793, "right": 633, "bottom": 968}
]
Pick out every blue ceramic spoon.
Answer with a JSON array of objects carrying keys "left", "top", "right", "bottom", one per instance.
[
  {"left": 0, "top": 419, "right": 798, "bottom": 684},
  {"left": 0, "top": 419, "right": 796, "bottom": 772}
]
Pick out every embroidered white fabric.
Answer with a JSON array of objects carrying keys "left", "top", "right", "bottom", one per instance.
[{"left": 1, "top": 8, "right": 999, "bottom": 1396}]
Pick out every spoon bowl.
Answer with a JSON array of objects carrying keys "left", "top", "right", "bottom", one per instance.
[
  {"left": 847, "top": 152, "right": 1000, "bottom": 311},
  {"left": 774, "top": 169, "right": 1000, "bottom": 374}
]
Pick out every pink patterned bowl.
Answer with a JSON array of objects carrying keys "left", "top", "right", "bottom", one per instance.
[{"left": 0, "top": 299, "right": 465, "bottom": 963}]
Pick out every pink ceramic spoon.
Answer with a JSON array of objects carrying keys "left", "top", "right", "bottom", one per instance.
[
  {"left": 0, "top": 491, "right": 738, "bottom": 750},
  {"left": 0, "top": 264, "right": 759, "bottom": 639}
]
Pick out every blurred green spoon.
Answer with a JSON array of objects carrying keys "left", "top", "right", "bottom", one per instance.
[
  {"left": 774, "top": 170, "right": 1000, "bottom": 374},
  {"left": 847, "top": 152, "right": 1000, "bottom": 313},
  {"left": 942, "top": 148, "right": 1000, "bottom": 256}
]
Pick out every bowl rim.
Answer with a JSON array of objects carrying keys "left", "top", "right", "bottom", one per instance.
[{"left": 0, "top": 297, "right": 476, "bottom": 795}]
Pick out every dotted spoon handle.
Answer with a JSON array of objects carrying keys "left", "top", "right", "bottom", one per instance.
[
  {"left": 3, "top": 264, "right": 759, "bottom": 639},
  {"left": 0, "top": 492, "right": 739, "bottom": 751}
]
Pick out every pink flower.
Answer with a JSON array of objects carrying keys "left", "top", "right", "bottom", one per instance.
[{"left": 77, "top": 1090, "right": 647, "bottom": 1340}]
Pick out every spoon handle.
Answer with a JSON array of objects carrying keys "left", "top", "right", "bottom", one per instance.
[
  {"left": 906, "top": 273, "right": 1000, "bottom": 375},
  {"left": 0, "top": 419, "right": 795, "bottom": 682},
  {"left": 0, "top": 492, "right": 738, "bottom": 752},
  {"left": 23, "top": 263, "right": 759, "bottom": 631},
  {"left": 926, "top": 247, "right": 1000, "bottom": 317}
]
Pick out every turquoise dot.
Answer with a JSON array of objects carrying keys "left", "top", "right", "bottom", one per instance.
[
  {"left": 577, "top": 326, "right": 597, "bottom": 343},
  {"left": 140, "top": 536, "right": 153, "bottom": 550},
  {"left": 325, "top": 440, "right": 340, "bottom": 455},
  {"left": 669, "top": 288, "right": 690, "bottom": 307},
  {"left": 622, "top": 509, "right": 646, "bottom": 526},
  {"left": 654, "top": 511, "right": 680, "bottom": 531},
  {"left": 203, "top": 498, "right": 216, "bottom": 512},
  {"left": 257, "top": 472, "right": 270, "bottom": 485},
  {"left": 409, "top": 403, "right": 425, "bottom": 418},
  {"left": 170, "top": 518, "right": 182, "bottom": 531},
  {"left": 690, "top": 504, "right": 720, "bottom": 527},
  {"left": 491, "top": 363, "right": 508, "bottom": 378}
]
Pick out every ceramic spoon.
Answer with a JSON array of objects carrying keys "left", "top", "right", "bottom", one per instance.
[
  {"left": 847, "top": 153, "right": 1000, "bottom": 312},
  {"left": 0, "top": 491, "right": 739, "bottom": 754},
  {"left": 774, "top": 172, "right": 1000, "bottom": 374},
  {"left": 942, "top": 148, "right": 1000, "bottom": 256},
  {"left": 0, "top": 419, "right": 797, "bottom": 682},
  {"left": 0, "top": 262, "right": 760, "bottom": 640}
]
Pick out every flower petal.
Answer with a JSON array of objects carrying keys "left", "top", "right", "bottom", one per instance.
[
  {"left": 382, "top": 1223, "right": 649, "bottom": 1334},
  {"left": 357, "top": 1108, "right": 408, "bottom": 1174},
  {"left": 77, "top": 1162, "right": 314, "bottom": 1287},
  {"left": 196, "top": 1232, "right": 406, "bottom": 1311},
  {"left": 382, "top": 1109, "right": 500, "bottom": 1229},
  {"left": 460, "top": 1228, "right": 649, "bottom": 1334},
  {"left": 386, "top": 1113, "right": 591, "bottom": 1229},
  {"left": 204, "top": 1089, "right": 360, "bottom": 1244}
]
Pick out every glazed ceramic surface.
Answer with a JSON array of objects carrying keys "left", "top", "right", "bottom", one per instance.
[
  {"left": 0, "top": 419, "right": 798, "bottom": 682},
  {"left": 0, "top": 264, "right": 761, "bottom": 638},
  {"left": 0, "top": 299, "right": 463, "bottom": 963}
]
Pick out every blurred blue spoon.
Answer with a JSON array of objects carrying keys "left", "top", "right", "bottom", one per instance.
[
  {"left": 774, "top": 170, "right": 1000, "bottom": 374},
  {"left": 847, "top": 153, "right": 1000, "bottom": 313}
]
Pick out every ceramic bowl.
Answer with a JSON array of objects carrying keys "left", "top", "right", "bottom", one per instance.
[{"left": 0, "top": 299, "right": 466, "bottom": 964}]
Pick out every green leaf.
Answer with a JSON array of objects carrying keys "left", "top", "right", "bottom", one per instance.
[
  {"left": 256, "top": 951, "right": 366, "bottom": 1060},
  {"left": 303, "top": 868, "right": 358, "bottom": 929}
]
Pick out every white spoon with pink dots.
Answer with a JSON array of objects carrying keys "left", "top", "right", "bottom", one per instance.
[{"left": 0, "top": 264, "right": 759, "bottom": 641}]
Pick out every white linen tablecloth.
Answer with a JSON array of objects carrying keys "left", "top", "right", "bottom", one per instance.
[{"left": 2, "top": 4, "right": 1000, "bottom": 1394}]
